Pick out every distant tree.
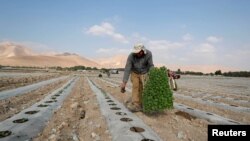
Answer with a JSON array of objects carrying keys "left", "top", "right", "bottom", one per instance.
[
  {"left": 56, "top": 66, "right": 63, "bottom": 70},
  {"left": 77, "top": 65, "right": 86, "bottom": 70},
  {"left": 184, "top": 71, "right": 203, "bottom": 75},
  {"left": 86, "top": 67, "right": 92, "bottom": 70},
  {"left": 215, "top": 70, "right": 222, "bottom": 75},
  {"left": 100, "top": 69, "right": 104, "bottom": 73},
  {"left": 101, "top": 68, "right": 108, "bottom": 73},
  {"left": 116, "top": 68, "right": 125, "bottom": 71},
  {"left": 92, "top": 67, "right": 98, "bottom": 70},
  {"left": 223, "top": 71, "right": 250, "bottom": 77},
  {"left": 176, "top": 68, "right": 182, "bottom": 74},
  {"left": 66, "top": 65, "right": 86, "bottom": 71},
  {"left": 76, "top": 66, "right": 85, "bottom": 70}
]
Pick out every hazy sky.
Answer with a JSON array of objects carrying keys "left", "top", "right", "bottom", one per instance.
[{"left": 0, "top": 0, "right": 249, "bottom": 72}]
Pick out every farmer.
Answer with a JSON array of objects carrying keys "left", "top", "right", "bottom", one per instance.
[{"left": 120, "top": 43, "right": 154, "bottom": 112}]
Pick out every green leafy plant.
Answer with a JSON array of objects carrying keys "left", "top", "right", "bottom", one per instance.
[{"left": 142, "top": 67, "right": 173, "bottom": 113}]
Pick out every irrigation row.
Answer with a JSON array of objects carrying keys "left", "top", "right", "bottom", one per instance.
[
  {"left": 103, "top": 77, "right": 250, "bottom": 107},
  {"left": 88, "top": 78, "right": 163, "bottom": 141},
  {"left": 102, "top": 77, "right": 250, "bottom": 113},
  {"left": 176, "top": 89, "right": 250, "bottom": 105},
  {"left": 98, "top": 78, "right": 241, "bottom": 125},
  {"left": 0, "top": 77, "right": 77, "bottom": 140},
  {"left": 0, "top": 76, "right": 69, "bottom": 100},
  {"left": 174, "top": 93, "right": 250, "bottom": 113}
]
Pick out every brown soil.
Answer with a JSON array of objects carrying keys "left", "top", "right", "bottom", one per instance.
[
  {"left": 91, "top": 77, "right": 208, "bottom": 141},
  {"left": 0, "top": 73, "right": 63, "bottom": 92},
  {"left": 99, "top": 76, "right": 250, "bottom": 123},
  {"left": 1, "top": 72, "right": 249, "bottom": 141},
  {"left": 33, "top": 77, "right": 111, "bottom": 141},
  {"left": 174, "top": 97, "right": 250, "bottom": 123},
  {"left": 0, "top": 78, "right": 69, "bottom": 122}
]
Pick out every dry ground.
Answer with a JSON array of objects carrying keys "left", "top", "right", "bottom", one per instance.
[
  {"left": 1, "top": 71, "right": 249, "bottom": 141},
  {"left": 33, "top": 76, "right": 111, "bottom": 141},
  {"left": 0, "top": 72, "right": 63, "bottom": 92},
  {"left": 92, "top": 77, "right": 208, "bottom": 141},
  {"left": 0, "top": 78, "right": 69, "bottom": 122}
]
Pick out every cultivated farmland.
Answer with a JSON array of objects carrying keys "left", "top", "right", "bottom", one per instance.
[{"left": 0, "top": 70, "right": 249, "bottom": 141}]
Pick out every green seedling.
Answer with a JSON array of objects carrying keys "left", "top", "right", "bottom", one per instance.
[{"left": 142, "top": 67, "right": 173, "bottom": 113}]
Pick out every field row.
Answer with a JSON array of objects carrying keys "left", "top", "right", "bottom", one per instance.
[
  {"left": 0, "top": 72, "right": 64, "bottom": 92},
  {"left": 0, "top": 73, "right": 249, "bottom": 141}
]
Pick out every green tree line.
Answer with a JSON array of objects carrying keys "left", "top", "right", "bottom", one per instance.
[
  {"left": 176, "top": 69, "right": 250, "bottom": 77},
  {"left": 1, "top": 64, "right": 249, "bottom": 77},
  {"left": 222, "top": 71, "right": 250, "bottom": 77}
]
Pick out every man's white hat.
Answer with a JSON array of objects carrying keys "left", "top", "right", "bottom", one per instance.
[{"left": 133, "top": 43, "right": 147, "bottom": 54}]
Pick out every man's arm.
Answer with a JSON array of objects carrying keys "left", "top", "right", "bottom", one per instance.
[
  {"left": 123, "top": 54, "right": 132, "bottom": 83},
  {"left": 121, "top": 54, "right": 132, "bottom": 91},
  {"left": 148, "top": 51, "right": 154, "bottom": 69}
]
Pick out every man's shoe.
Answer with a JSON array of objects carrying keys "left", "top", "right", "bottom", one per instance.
[{"left": 127, "top": 103, "right": 142, "bottom": 112}]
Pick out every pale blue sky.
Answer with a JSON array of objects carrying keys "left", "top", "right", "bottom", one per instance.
[{"left": 0, "top": 0, "right": 249, "bottom": 72}]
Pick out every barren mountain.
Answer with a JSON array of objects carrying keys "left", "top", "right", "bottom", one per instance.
[
  {"left": 0, "top": 42, "right": 35, "bottom": 57},
  {"left": 0, "top": 42, "right": 99, "bottom": 68},
  {"left": 96, "top": 55, "right": 127, "bottom": 68}
]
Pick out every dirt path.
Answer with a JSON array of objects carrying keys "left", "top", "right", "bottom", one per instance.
[
  {"left": 34, "top": 76, "right": 111, "bottom": 141},
  {"left": 0, "top": 78, "right": 69, "bottom": 122},
  {"left": 91, "top": 77, "right": 208, "bottom": 141}
]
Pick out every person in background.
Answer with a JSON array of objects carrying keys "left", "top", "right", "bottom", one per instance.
[
  {"left": 107, "top": 70, "right": 110, "bottom": 77},
  {"left": 120, "top": 43, "right": 154, "bottom": 112}
]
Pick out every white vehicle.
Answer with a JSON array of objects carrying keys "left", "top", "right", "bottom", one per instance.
[{"left": 110, "top": 69, "right": 119, "bottom": 74}]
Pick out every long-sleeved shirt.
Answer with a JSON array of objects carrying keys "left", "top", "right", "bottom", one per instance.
[{"left": 123, "top": 49, "right": 154, "bottom": 83}]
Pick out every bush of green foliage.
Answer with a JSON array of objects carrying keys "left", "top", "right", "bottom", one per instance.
[{"left": 142, "top": 67, "right": 173, "bottom": 113}]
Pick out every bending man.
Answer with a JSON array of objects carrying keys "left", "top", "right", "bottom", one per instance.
[{"left": 120, "top": 43, "right": 154, "bottom": 112}]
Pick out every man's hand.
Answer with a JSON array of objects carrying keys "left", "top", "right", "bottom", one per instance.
[{"left": 120, "top": 82, "right": 126, "bottom": 93}]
